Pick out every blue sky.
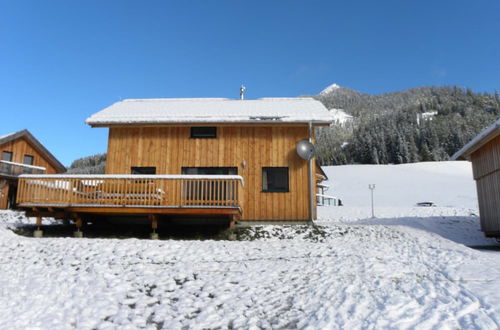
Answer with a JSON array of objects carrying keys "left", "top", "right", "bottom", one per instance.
[{"left": 1, "top": 0, "right": 499, "bottom": 166}]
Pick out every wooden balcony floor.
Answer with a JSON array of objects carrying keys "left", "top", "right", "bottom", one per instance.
[{"left": 21, "top": 204, "right": 241, "bottom": 219}]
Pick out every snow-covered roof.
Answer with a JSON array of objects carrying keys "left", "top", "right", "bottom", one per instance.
[
  {"left": 452, "top": 118, "right": 500, "bottom": 160},
  {"left": 86, "top": 97, "right": 334, "bottom": 126},
  {"left": 0, "top": 129, "right": 66, "bottom": 173},
  {"left": 0, "top": 132, "right": 15, "bottom": 140}
]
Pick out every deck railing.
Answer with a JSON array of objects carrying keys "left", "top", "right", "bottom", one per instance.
[
  {"left": 0, "top": 160, "right": 45, "bottom": 177},
  {"left": 16, "top": 174, "right": 244, "bottom": 209}
]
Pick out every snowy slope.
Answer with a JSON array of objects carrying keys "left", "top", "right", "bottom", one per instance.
[
  {"left": 0, "top": 161, "right": 499, "bottom": 329},
  {"left": 322, "top": 161, "right": 477, "bottom": 208},
  {"left": 0, "top": 211, "right": 499, "bottom": 329},
  {"left": 319, "top": 83, "right": 341, "bottom": 95}
]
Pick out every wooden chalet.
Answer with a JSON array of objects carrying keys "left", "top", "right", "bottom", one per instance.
[
  {"left": 452, "top": 118, "right": 500, "bottom": 237},
  {"left": 16, "top": 97, "right": 333, "bottom": 233},
  {"left": 1, "top": 130, "right": 65, "bottom": 209}
]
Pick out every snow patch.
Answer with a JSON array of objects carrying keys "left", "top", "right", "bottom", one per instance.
[
  {"left": 330, "top": 108, "right": 353, "bottom": 125},
  {"left": 320, "top": 83, "right": 341, "bottom": 95}
]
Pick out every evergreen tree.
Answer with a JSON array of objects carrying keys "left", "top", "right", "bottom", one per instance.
[{"left": 315, "top": 85, "right": 499, "bottom": 165}]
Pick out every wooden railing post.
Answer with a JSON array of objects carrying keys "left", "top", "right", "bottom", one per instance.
[{"left": 68, "top": 179, "right": 74, "bottom": 206}]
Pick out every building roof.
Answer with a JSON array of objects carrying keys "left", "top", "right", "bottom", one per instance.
[
  {"left": 0, "top": 129, "right": 66, "bottom": 173},
  {"left": 86, "top": 97, "right": 334, "bottom": 126},
  {"left": 0, "top": 132, "right": 16, "bottom": 141},
  {"left": 452, "top": 118, "right": 500, "bottom": 160}
]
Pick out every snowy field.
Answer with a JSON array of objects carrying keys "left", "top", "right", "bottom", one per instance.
[
  {"left": 0, "top": 161, "right": 500, "bottom": 329},
  {"left": 322, "top": 161, "right": 478, "bottom": 209}
]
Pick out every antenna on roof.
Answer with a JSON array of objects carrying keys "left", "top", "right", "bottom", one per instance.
[{"left": 240, "top": 85, "right": 246, "bottom": 100}]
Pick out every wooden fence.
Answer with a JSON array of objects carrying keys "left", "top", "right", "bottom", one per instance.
[{"left": 17, "top": 175, "right": 243, "bottom": 209}]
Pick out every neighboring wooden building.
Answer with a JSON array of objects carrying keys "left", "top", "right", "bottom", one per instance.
[
  {"left": 17, "top": 98, "right": 333, "bottom": 227},
  {"left": 0, "top": 130, "right": 65, "bottom": 209},
  {"left": 452, "top": 118, "right": 500, "bottom": 237}
]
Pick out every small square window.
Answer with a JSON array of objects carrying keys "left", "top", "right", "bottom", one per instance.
[
  {"left": 191, "top": 127, "right": 217, "bottom": 138},
  {"left": 131, "top": 167, "right": 156, "bottom": 174},
  {"left": 2, "top": 151, "right": 13, "bottom": 162},
  {"left": 262, "top": 167, "right": 289, "bottom": 192},
  {"left": 23, "top": 155, "right": 34, "bottom": 165}
]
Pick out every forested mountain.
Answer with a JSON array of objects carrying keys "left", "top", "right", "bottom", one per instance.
[
  {"left": 66, "top": 153, "right": 106, "bottom": 174},
  {"left": 315, "top": 85, "right": 500, "bottom": 165}
]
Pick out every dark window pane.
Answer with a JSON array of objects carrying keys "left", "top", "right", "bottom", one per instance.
[
  {"left": 262, "top": 167, "right": 289, "bottom": 192},
  {"left": 1, "top": 151, "right": 12, "bottom": 162},
  {"left": 181, "top": 167, "right": 237, "bottom": 175},
  {"left": 131, "top": 167, "right": 156, "bottom": 174},
  {"left": 191, "top": 127, "right": 217, "bottom": 138},
  {"left": 23, "top": 155, "right": 34, "bottom": 165}
]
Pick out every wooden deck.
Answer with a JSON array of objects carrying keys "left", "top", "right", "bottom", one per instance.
[{"left": 16, "top": 174, "right": 244, "bottom": 220}]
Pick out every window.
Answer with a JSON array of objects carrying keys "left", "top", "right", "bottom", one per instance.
[
  {"left": 190, "top": 127, "right": 217, "bottom": 138},
  {"left": 182, "top": 167, "right": 237, "bottom": 175},
  {"left": 131, "top": 167, "right": 156, "bottom": 174},
  {"left": 23, "top": 155, "right": 34, "bottom": 165},
  {"left": 1, "top": 151, "right": 12, "bottom": 162},
  {"left": 262, "top": 167, "right": 289, "bottom": 192}
]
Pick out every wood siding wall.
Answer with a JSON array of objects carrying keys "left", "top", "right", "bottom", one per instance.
[
  {"left": 471, "top": 135, "right": 500, "bottom": 235},
  {"left": 0, "top": 181, "right": 8, "bottom": 209},
  {"left": 106, "top": 126, "right": 314, "bottom": 220},
  {"left": 0, "top": 137, "right": 58, "bottom": 174}
]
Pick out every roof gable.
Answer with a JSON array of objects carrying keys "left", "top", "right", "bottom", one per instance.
[
  {"left": 0, "top": 129, "right": 66, "bottom": 173},
  {"left": 86, "top": 97, "right": 335, "bottom": 126}
]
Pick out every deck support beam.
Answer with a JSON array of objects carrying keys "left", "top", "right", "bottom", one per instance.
[
  {"left": 33, "top": 216, "right": 43, "bottom": 238},
  {"left": 73, "top": 214, "right": 83, "bottom": 238},
  {"left": 149, "top": 215, "right": 159, "bottom": 240},
  {"left": 229, "top": 215, "right": 236, "bottom": 229}
]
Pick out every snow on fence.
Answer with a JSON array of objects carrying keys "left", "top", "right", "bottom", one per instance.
[
  {"left": 16, "top": 175, "right": 244, "bottom": 209},
  {"left": 0, "top": 160, "right": 45, "bottom": 176},
  {"left": 316, "top": 193, "right": 340, "bottom": 206}
]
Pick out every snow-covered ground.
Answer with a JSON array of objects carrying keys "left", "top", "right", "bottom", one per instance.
[
  {"left": 322, "top": 161, "right": 478, "bottom": 209},
  {"left": 0, "top": 161, "right": 499, "bottom": 329}
]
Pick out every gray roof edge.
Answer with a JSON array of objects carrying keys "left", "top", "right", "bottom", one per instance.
[
  {"left": 451, "top": 119, "right": 500, "bottom": 160},
  {"left": 0, "top": 129, "right": 66, "bottom": 172},
  {"left": 86, "top": 119, "right": 334, "bottom": 126}
]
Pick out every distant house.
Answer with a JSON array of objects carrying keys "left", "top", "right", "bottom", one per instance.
[
  {"left": 330, "top": 109, "right": 353, "bottom": 126},
  {"left": 452, "top": 118, "right": 500, "bottom": 237},
  {"left": 0, "top": 130, "right": 65, "bottom": 209},
  {"left": 17, "top": 97, "right": 333, "bottom": 230}
]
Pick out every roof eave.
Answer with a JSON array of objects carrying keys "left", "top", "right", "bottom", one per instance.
[
  {"left": 86, "top": 120, "right": 334, "bottom": 127},
  {"left": 451, "top": 123, "right": 500, "bottom": 160}
]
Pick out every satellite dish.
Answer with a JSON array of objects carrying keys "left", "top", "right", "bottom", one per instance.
[{"left": 296, "top": 140, "right": 316, "bottom": 160}]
